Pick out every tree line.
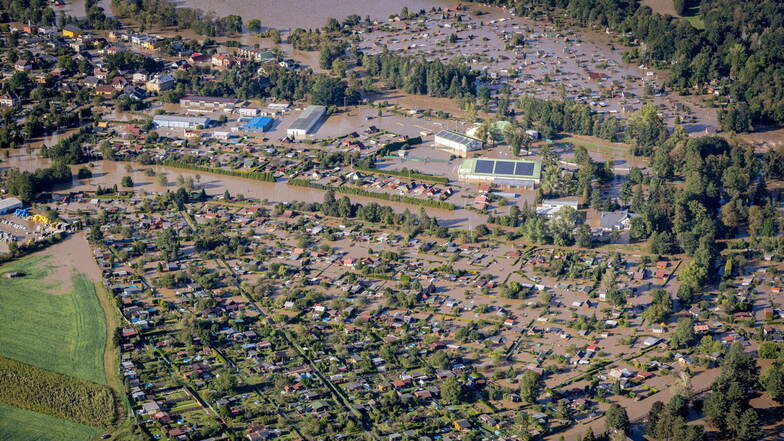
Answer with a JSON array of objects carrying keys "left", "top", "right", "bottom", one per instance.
[
  {"left": 2, "top": 162, "right": 72, "bottom": 203},
  {"left": 362, "top": 51, "right": 477, "bottom": 99}
]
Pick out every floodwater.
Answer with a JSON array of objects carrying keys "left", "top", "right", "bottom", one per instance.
[
  {"left": 41, "top": 159, "right": 489, "bottom": 230},
  {"left": 172, "top": 0, "right": 453, "bottom": 30},
  {"left": 59, "top": 0, "right": 114, "bottom": 19}
]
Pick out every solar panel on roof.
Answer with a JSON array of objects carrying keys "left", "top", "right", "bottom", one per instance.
[
  {"left": 494, "top": 161, "right": 515, "bottom": 175},
  {"left": 475, "top": 160, "right": 495, "bottom": 174},
  {"left": 515, "top": 162, "right": 535, "bottom": 176}
]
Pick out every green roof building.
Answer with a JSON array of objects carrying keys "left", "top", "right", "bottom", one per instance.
[{"left": 457, "top": 158, "right": 542, "bottom": 188}]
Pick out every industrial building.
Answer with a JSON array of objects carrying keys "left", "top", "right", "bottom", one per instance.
[
  {"left": 240, "top": 116, "right": 274, "bottom": 133},
  {"left": 0, "top": 197, "right": 22, "bottom": 214},
  {"left": 287, "top": 105, "right": 326, "bottom": 139},
  {"left": 434, "top": 130, "right": 483, "bottom": 157},
  {"left": 458, "top": 158, "right": 542, "bottom": 188},
  {"left": 180, "top": 95, "right": 239, "bottom": 113},
  {"left": 152, "top": 115, "right": 211, "bottom": 130}
]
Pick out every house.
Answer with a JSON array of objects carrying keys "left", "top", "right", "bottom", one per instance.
[
  {"left": 599, "top": 210, "right": 638, "bottom": 231},
  {"left": 145, "top": 73, "right": 175, "bottom": 93},
  {"left": 14, "top": 60, "right": 32, "bottom": 72},
  {"left": 0, "top": 92, "right": 20, "bottom": 107},
  {"left": 112, "top": 76, "right": 129, "bottom": 90},
  {"left": 453, "top": 419, "right": 471, "bottom": 431},
  {"left": 62, "top": 24, "right": 82, "bottom": 38},
  {"left": 132, "top": 71, "right": 149, "bottom": 83},
  {"left": 537, "top": 199, "right": 579, "bottom": 217},
  {"left": 95, "top": 85, "right": 115, "bottom": 96}
]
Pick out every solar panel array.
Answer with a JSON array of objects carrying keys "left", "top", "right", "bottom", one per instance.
[
  {"left": 471, "top": 159, "right": 537, "bottom": 177},
  {"left": 515, "top": 161, "right": 535, "bottom": 176},
  {"left": 475, "top": 160, "right": 495, "bottom": 174},
  {"left": 494, "top": 161, "right": 515, "bottom": 175}
]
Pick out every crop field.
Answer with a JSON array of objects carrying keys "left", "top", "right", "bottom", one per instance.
[
  {"left": 0, "top": 255, "right": 107, "bottom": 384},
  {"left": 0, "top": 402, "right": 99, "bottom": 441}
]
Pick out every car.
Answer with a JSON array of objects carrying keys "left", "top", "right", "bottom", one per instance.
[{"left": 101, "top": 435, "right": 111, "bottom": 439}]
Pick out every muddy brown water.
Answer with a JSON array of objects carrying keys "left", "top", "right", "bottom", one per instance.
[
  {"left": 21, "top": 158, "right": 490, "bottom": 230},
  {"left": 168, "top": 0, "right": 454, "bottom": 30}
]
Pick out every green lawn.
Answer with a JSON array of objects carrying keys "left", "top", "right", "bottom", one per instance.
[
  {"left": 0, "top": 402, "right": 99, "bottom": 441},
  {"left": 0, "top": 255, "right": 107, "bottom": 384}
]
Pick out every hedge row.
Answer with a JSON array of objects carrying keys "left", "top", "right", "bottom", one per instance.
[
  {"left": 0, "top": 356, "right": 116, "bottom": 427},
  {"left": 353, "top": 166, "right": 449, "bottom": 184},
  {"left": 375, "top": 137, "right": 423, "bottom": 157},
  {"left": 160, "top": 160, "right": 276, "bottom": 182},
  {"left": 288, "top": 179, "right": 455, "bottom": 210}
]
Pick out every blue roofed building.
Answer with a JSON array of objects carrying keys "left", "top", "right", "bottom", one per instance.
[{"left": 240, "top": 116, "right": 274, "bottom": 133}]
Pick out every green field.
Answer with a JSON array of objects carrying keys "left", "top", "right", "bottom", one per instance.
[
  {"left": 0, "top": 255, "right": 107, "bottom": 384},
  {"left": 0, "top": 402, "right": 99, "bottom": 441}
]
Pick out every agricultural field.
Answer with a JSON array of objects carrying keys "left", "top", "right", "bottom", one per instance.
[
  {"left": 0, "top": 402, "right": 99, "bottom": 441},
  {"left": 0, "top": 253, "right": 107, "bottom": 384}
]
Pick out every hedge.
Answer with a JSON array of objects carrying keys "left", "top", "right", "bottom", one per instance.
[
  {"left": 375, "top": 136, "right": 423, "bottom": 157},
  {"left": 353, "top": 166, "right": 449, "bottom": 184},
  {"left": 288, "top": 178, "right": 455, "bottom": 210},
  {"left": 0, "top": 356, "right": 116, "bottom": 427},
  {"left": 159, "top": 160, "right": 275, "bottom": 182}
]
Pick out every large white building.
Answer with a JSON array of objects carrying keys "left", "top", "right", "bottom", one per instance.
[
  {"left": 434, "top": 130, "right": 483, "bottom": 157},
  {"left": 287, "top": 105, "right": 326, "bottom": 139},
  {"left": 0, "top": 197, "right": 22, "bottom": 214},
  {"left": 180, "top": 95, "right": 239, "bottom": 113},
  {"left": 457, "top": 158, "right": 542, "bottom": 188},
  {"left": 152, "top": 115, "right": 211, "bottom": 130}
]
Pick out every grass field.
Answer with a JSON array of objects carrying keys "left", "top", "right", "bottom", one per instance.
[
  {"left": 0, "top": 402, "right": 99, "bottom": 441},
  {"left": 0, "top": 255, "right": 107, "bottom": 385}
]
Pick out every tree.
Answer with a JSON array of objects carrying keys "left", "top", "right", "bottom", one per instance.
[
  {"left": 605, "top": 403, "right": 630, "bottom": 434},
  {"left": 518, "top": 370, "right": 544, "bottom": 403},
  {"left": 440, "top": 377, "right": 464, "bottom": 404},
  {"left": 120, "top": 175, "right": 134, "bottom": 187},
  {"left": 734, "top": 408, "right": 761, "bottom": 441},
  {"left": 719, "top": 103, "right": 752, "bottom": 133},
  {"left": 670, "top": 317, "right": 695, "bottom": 349},
  {"left": 762, "top": 364, "right": 784, "bottom": 403},
  {"left": 246, "top": 18, "right": 262, "bottom": 33},
  {"left": 625, "top": 103, "right": 667, "bottom": 156}
]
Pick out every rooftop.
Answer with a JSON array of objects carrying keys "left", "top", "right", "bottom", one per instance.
[{"left": 458, "top": 158, "right": 542, "bottom": 180}]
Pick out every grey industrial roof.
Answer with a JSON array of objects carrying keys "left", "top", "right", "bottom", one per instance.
[
  {"left": 288, "top": 105, "right": 326, "bottom": 132},
  {"left": 153, "top": 115, "right": 210, "bottom": 125},
  {"left": 0, "top": 197, "right": 22, "bottom": 211},
  {"left": 435, "top": 130, "right": 482, "bottom": 149}
]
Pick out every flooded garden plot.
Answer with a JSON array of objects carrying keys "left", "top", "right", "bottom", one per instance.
[{"left": 358, "top": 6, "right": 718, "bottom": 133}]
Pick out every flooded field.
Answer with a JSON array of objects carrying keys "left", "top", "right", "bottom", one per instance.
[{"left": 168, "top": 0, "right": 453, "bottom": 30}]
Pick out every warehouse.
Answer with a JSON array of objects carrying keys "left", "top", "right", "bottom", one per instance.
[
  {"left": 240, "top": 116, "right": 274, "bottom": 133},
  {"left": 180, "top": 95, "right": 239, "bottom": 113},
  {"left": 153, "top": 115, "right": 211, "bottom": 130},
  {"left": 458, "top": 158, "right": 542, "bottom": 188},
  {"left": 287, "top": 105, "right": 326, "bottom": 139},
  {"left": 434, "top": 130, "right": 483, "bottom": 157},
  {"left": 0, "top": 197, "right": 22, "bottom": 214}
]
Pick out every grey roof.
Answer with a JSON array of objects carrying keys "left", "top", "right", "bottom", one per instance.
[
  {"left": 153, "top": 115, "right": 210, "bottom": 125},
  {"left": 0, "top": 197, "right": 22, "bottom": 211},
  {"left": 599, "top": 210, "right": 635, "bottom": 229},
  {"left": 288, "top": 105, "right": 326, "bottom": 132},
  {"left": 435, "top": 130, "right": 482, "bottom": 150}
]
